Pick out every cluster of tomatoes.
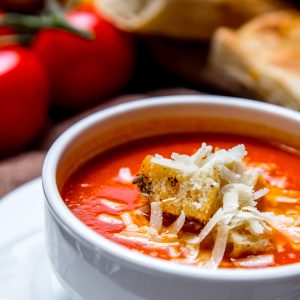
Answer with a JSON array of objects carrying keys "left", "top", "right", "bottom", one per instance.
[{"left": 0, "top": 2, "right": 134, "bottom": 156}]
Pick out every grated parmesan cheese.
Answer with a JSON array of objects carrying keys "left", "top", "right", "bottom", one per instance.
[
  {"left": 167, "top": 211, "right": 186, "bottom": 234},
  {"left": 114, "top": 167, "right": 135, "bottom": 183},
  {"left": 150, "top": 202, "right": 163, "bottom": 232},
  {"left": 120, "top": 212, "right": 134, "bottom": 226},
  {"left": 232, "top": 255, "right": 274, "bottom": 268},
  {"left": 149, "top": 143, "right": 275, "bottom": 266},
  {"left": 133, "top": 142, "right": 300, "bottom": 268}
]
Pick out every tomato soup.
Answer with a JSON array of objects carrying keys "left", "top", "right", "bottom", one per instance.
[{"left": 61, "top": 133, "right": 300, "bottom": 268}]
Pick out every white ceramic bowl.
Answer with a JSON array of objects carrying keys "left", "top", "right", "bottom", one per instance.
[{"left": 42, "top": 95, "right": 300, "bottom": 300}]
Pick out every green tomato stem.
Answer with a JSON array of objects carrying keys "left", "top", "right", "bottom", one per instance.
[{"left": 0, "top": 13, "right": 93, "bottom": 40}]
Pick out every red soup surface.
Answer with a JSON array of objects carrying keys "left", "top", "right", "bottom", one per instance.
[{"left": 61, "top": 133, "right": 300, "bottom": 268}]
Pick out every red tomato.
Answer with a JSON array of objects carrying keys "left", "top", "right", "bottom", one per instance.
[
  {"left": 0, "top": 46, "right": 48, "bottom": 155},
  {"left": 33, "top": 8, "right": 134, "bottom": 110}
]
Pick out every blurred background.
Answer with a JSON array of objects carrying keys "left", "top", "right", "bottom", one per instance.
[{"left": 1, "top": 0, "right": 300, "bottom": 195}]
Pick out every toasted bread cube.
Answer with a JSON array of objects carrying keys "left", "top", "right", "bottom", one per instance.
[
  {"left": 137, "top": 156, "right": 220, "bottom": 223},
  {"left": 229, "top": 231, "right": 274, "bottom": 257}
]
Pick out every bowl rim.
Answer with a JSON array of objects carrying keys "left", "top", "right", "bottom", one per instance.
[{"left": 42, "top": 95, "right": 300, "bottom": 282}]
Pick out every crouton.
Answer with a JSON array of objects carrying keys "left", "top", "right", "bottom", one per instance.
[
  {"left": 229, "top": 230, "right": 274, "bottom": 257},
  {"left": 135, "top": 142, "right": 267, "bottom": 234},
  {"left": 137, "top": 155, "right": 221, "bottom": 223}
]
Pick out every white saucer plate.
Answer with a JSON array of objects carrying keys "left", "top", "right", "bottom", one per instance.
[{"left": 0, "top": 179, "right": 71, "bottom": 300}]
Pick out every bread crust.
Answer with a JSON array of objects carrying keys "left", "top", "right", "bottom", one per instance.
[
  {"left": 137, "top": 155, "right": 220, "bottom": 223},
  {"left": 209, "top": 10, "right": 300, "bottom": 110},
  {"left": 96, "top": 0, "right": 291, "bottom": 40}
]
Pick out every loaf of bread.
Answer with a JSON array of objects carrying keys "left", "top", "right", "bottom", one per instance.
[
  {"left": 209, "top": 10, "right": 300, "bottom": 110},
  {"left": 96, "top": 0, "right": 291, "bottom": 40}
]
